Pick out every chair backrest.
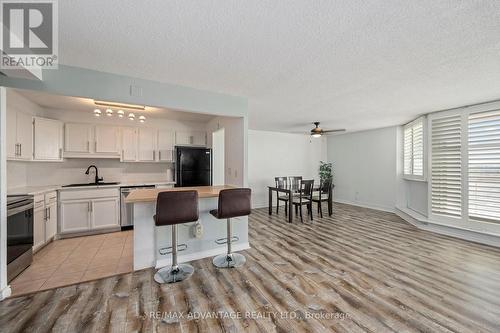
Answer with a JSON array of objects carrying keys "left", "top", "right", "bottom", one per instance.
[
  {"left": 155, "top": 190, "right": 199, "bottom": 226},
  {"left": 300, "top": 179, "right": 314, "bottom": 198},
  {"left": 320, "top": 179, "right": 332, "bottom": 193},
  {"left": 289, "top": 176, "right": 302, "bottom": 191},
  {"left": 274, "top": 177, "right": 288, "bottom": 188},
  {"left": 217, "top": 188, "right": 252, "bottom": 219}
]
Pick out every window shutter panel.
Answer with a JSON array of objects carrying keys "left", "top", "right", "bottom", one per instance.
[
  {"left": 468, "top": 110, "right": 500, "bottom": 222},
  {"left": 404, "top": 125, "right": 413, "bottom": 175},
  {"left": 412, "top": 119, "right": 424, "bottom": 176},
  {"left": 431, "top": 115, "right": 462, "bottom": 217}
]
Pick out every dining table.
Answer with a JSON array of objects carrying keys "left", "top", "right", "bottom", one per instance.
[{"left": 268, "top": 184, "right": 333, "bottom": 223}]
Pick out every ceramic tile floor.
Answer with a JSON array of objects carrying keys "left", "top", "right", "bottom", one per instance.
[{"left": 10, "top": 230, "right": 133, "bottom": 297}]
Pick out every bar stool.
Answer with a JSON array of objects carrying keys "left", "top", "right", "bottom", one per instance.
[
  {"left": 210, "top": 188, "right": 251, "bottom": 268},
  {"left": 153, "top": 190, "right": 199, "bottom": 284}
]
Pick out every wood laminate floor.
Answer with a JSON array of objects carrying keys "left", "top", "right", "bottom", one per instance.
[{"left": 1, "top": 203, "right": 500, "bottom": 332}]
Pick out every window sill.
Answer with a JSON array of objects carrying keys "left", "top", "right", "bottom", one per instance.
[{"left": 402, "top": 176, "right": 427, "bottom": 182}]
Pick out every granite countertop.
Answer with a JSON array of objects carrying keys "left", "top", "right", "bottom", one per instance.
[{"left": 7, "top": 181, "right": 176, "bottom": 196}]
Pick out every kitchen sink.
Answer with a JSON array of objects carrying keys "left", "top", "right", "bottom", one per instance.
[{"left": 62, "top": 182, "right": 120, "bottom": 188}]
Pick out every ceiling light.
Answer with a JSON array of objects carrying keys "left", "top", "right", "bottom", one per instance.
[
  {"left": 311, "top": 133, "right": 322, "bottom": 138},
  {"left": 139, "top": 115, "right": 146, "bottom": 123},
  {"left": 128, "top": 113, "right": 135, "bottom": 120},
  {"left": 94, "top": 109, "right": 102, "bottom": 117},
  {"left": 117, "top": 110, "right": 124, "bottom": 118},
  {"left": 94, "top": 100, "right": 146, "bottom": 111},
  {"left": 106, "top": 109, "right": 113, "bottom": 116}
]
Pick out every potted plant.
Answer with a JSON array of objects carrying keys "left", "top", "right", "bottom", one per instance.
[{"left": 319, "top": 161, "right": 333, "bottom": 185}]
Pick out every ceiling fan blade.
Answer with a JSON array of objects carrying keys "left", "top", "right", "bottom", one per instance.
[{"left": 322, "top": 129, "right": 346, "bottom": 133}]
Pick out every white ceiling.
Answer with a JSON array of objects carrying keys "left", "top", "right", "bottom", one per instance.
[
  {"left": 16, "top": 89, "right": 215, "bottom": 122},
  {"left": 58, "top": 1, "right": 500, "bottom": 133}
]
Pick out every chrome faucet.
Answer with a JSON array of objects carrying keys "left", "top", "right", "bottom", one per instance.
[{"left": 85, "top": 165, "right": 103, "bottom": 184}]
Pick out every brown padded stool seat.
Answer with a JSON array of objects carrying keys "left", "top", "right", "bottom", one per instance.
[
  {"left": 211, "top": 188, "right": 251, "bottom": 268},
  {"left": 155, "top": 190, "right": 199, "bottom": 226},
  {"left": 153, "top": 190, "right": 199, "bottom": 284}
]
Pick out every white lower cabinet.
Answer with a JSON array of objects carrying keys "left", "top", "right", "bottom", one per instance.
[
  {"left": 59, "top": 188, "right": 120, "bottom": 235},
  {"left": 33, "top": 191, "right": 58, "bottom": 252},
  {"left": 91, "top": 198, "right": 120, "bottom": 230}
]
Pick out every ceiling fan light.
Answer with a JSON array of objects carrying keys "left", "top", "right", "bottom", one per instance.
[{"left": 312, "top": 133, "right": 322, "bottom": 138}]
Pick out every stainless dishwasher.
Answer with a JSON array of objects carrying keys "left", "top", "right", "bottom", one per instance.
[{"left": 120, "top": 185, "right": 155, "bottom": 229}]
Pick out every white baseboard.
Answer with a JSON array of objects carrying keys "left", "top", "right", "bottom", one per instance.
[
  {"left": 333, "top": 199, "right": 395, "bottom": 213},
  {"left": 156, "top": 242, "right": 251, "bottom": 268},
  {"left": 0, "top": 286, "right": 11, "bottom": 300},
  {"left": 395, "top": 206, "right": 500, "bottom": 248}
]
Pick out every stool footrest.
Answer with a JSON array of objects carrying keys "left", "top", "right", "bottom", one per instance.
[
  {"left": 215, "top": 236, "right": 239, "bottom": 245},
  {"left": 159, "top": 243, "right": 187, "bottom": 255}
]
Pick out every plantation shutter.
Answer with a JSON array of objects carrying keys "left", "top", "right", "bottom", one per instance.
[
  {"left": 431, "top": 115, "right": 462, "bottom": 218},
  {"left": 468, "top": 110, "right": 500, "bottom": 223},
  {"left": 403, "top": 117, "right": 424, "bottom": 177}
]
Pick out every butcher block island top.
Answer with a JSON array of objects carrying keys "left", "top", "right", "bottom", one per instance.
[{"left": 125, "top": 185, "right": 236, "bottom": 203}]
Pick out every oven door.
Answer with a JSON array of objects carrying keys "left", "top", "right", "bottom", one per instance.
[{"left": 7, "top": 203, "right": 34, "bottom": 265}]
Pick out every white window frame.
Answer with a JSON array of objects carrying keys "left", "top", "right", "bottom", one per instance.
[
  {"left": 427, "top": 101, "right": 500, "bottom": 234},
  {"left": 403, "top": 116, "right": 426, "bottom": 181}
]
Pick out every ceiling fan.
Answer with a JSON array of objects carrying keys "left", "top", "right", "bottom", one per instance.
[{"left": 310, "top": 122, "right": 346, "bottom": 137}]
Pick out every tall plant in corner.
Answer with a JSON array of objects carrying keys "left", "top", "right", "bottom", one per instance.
[{"left": 319, "top": 161, "right": 333, "bottom": 185}]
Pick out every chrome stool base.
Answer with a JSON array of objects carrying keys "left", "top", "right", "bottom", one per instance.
[
  {"left": 154, "top": 263, "right": 194, "bottom": 284},
  {"left": 213, "top": 253, "right": 246, "bottom": 268}
]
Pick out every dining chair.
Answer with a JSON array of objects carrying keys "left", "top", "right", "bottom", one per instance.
[
  {"left": 291, "top": 179, "right": 314, "bottom": 222},
  {"left": 288, "top": 176, "right": 302, "bottom": 195},
  {"left": 274, "top": 176, "right": 289, "bottom": 215},
  {"left": 312, "top": 179, "right": 333, "bottom": 218}
]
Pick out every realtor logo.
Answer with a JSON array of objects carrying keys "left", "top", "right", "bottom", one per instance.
[{"left": 0, "top": 0, "right": 58, "bottom": 69}]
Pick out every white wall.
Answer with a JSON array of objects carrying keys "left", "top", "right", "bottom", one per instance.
[
  {"left": 212, "top": 128, "right": 225, "bottom": 186},
  {"left": 327, "top": 126, "right": 398, "bottom": 212},
  {"left": 248, "top": 130, "right": 327, "bottom": 208}
]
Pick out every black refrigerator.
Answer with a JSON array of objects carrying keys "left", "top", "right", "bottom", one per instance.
[{"left": 175, "top": 147, "right": 212, "bottom": 187}]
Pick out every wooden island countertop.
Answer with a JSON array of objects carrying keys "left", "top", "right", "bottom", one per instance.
[{"left": 124, "top": 185, "right": 235, "bottom": 203}]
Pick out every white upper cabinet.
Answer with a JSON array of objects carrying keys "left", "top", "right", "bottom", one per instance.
[
  {"left": 7, "top": 109, "right": 33, "bottom": 160},
  {"left": 33, "top": 117, "right": 63, "bottom": 161},
  {"left": 176, "top": 130, "right": 207, "bottom": 146},
  {"left": 138, "top": 127, "right": 156, "bottom": 161},
  {"left": 64, "top": 123, "right": 120, "bottom": 158},
  {"left": 157, "top": 129, "right": 175, "bottom": 162},
  {"left": 121, "top": 127, "right": 137, "bottom": 162},
  {"left": 65, "top": 123, "right": 92, "bottom": 153},
  {"left": 95, "top": 125, "right": 120, "bottom": 153}
]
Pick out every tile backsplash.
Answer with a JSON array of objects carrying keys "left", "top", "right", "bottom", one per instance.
[{"left": 7, "top": 159, "right": 174, "bottom": 189}]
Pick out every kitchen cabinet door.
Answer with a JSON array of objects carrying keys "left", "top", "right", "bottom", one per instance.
[
  {"left": 192, "top": 131, "right": 207, "bottom": 146},
  {"left": 95, "top": 125, "right": 120, "bottom": 153},
  {"left": 121, "top": 127, "right": 137, "bottom": 161},
  {"left": 6, "top": 107, "right": 17, "bottom": 159},
  {"left": 175, "top": 130, "right": 206, "bottom": 146},
  {"left": 60, "top": 200, "right": 90, "bottom": 233},
  {"left": 16, "top": 111, "right": 33, "bottom": 160},
  {"left": 91, "top": 198, "right": 119, "bottom": 230},
  {"left": 45, "top": 203, "right": 57, "bottom": 241},
  {"left": 33, "top": 117, "right": 63, "bottom": 161},
  {"left": 157, "top": 130, "right": 175, "bottom": 162},
  {"left": 65, "top": 123, "right": 92, "bottom": 153},
  {"left": 33, "top": 207, "right": 46, "bottom": 251},
  {"left": 138, "top": 127, "right": 156, "bottom": 161}
]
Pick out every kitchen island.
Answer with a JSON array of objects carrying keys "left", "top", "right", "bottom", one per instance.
[{"left": 125, "top": 185, "right": 250, "bottom": 270}]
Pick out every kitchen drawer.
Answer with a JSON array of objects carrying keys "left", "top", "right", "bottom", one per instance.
[
  {"left": 59, "top": 188, "right": 119, "bottom": 201},
  {"left": 45, "top": 191, "right": 57, "bottom": 205},
  {"left": 34, "top": 195, "right": 45, "bottom": 210}
]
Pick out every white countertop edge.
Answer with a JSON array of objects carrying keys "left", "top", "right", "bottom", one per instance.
[{"left": 7, "top": 181, "right": 176, "bottom": 195}]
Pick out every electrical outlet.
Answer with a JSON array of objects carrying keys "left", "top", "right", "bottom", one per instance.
[{"left": 192, "top": 222, "right": 203, "bottom": 239}]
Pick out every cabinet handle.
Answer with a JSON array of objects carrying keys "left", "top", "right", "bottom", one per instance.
[
  {"left": 88, "top": 202, "right": 90, "bottom": 212},
  {"left": 95, "top": 141, "right": 97, "bottom": 152},
  {"left": 48, "top": 207, "right": 50, "bottom": 219},
  {"left": 14, "top": 144, "right": 18, "bottom": 156},
  {"left": 59, "top": 148, "right": 62, "bottom": 159},
  {"left": 159, "top": 151, "right": 161, "bottom": 160},
  {"left": 87, "top": 141, "right": 90, "bottom": 151},
  {"left": 153, "top": 150, "right": 155, "bottom": 160},
  {"left": 19, "top": 143, "right": 22, "bottom": 156}
]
